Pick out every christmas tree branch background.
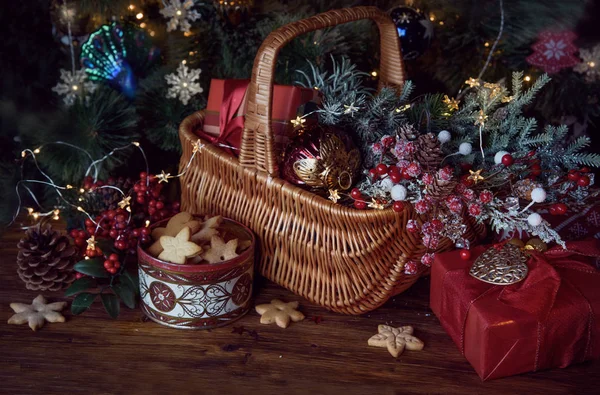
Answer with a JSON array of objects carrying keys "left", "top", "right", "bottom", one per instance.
[{"left": 1, "top": 0, "right": 599, "bottom": 225}]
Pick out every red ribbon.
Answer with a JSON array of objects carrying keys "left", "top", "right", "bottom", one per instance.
[
  {"left": 440, "top": 240, "right": 600, "bottom": 378},
  {"left": 196, "top": 79, "right": 249, "bottom": 155}
]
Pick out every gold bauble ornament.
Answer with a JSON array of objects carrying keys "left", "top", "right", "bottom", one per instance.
[
  {"left": 282, "top": 125, "right": 361, "bottom": 192},
  {"left": 507, "top": 238, "right": 525, "bottom": 248},
  {"left": 524, "top": 237, "right": 548, "bottom": 253}
]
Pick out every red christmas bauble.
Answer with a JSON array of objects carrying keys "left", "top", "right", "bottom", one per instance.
[
  {"left": 459, "top": 249, "right": 471, "bottom": 260},
  {"left": 354, "top": 200, "right": 367, "bottom": 210},
  {"left": 568, "top": 170, "right": 580, "bottom": 182},
  {"left": 392, "top": 201, "right": 405, "bottom": 212},
  {"left": 577, "top": 175, "right": 590, "bottom": 187},
  {"left": 375, "top": 163, "right": 389, "bottom": 175},
  {"left": 350, "top": 188, "right": 362, "bottom": 200},
  {"left": 553, "top": 203, "right": 568, "bottom": 215},
  {"left": 501, "top": 154, "right": 514, "bottom": 166}
]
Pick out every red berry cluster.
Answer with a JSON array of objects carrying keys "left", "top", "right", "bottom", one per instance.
[
  {"left": 350, "top": 188, "right": 367, "bottom": 209},
  {"left": 567, "top": 168, "right": 591, "bottom": 188},
  {"left": 103, "top": 253, "right": 121, "bottom": 275},
  {"left": 70, "top": 172, "right": 180, "bottom": 275}
]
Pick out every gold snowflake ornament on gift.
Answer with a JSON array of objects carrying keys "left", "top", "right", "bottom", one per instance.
[{"left": 368, "top": 325, "right": 425, "bottom": 358}]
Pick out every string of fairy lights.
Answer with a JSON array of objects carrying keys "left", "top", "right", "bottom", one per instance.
[{"left": 11, "top": 139, "right": 205, "bottom": 231}]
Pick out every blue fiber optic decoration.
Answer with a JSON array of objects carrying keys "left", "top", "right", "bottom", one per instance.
[{"left": 80, "top": 22, "right": 159, "bottom": 98}]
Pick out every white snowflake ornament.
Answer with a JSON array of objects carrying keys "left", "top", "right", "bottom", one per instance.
[
  {"left": 165, "top": 62, "right": 203, "bottom": 105},
  {"left": 160, "top": 0, "right": 201, "bottom": 33},
  {"left": 574, "top": 44, "right": 600, "bottom": 82},
  {"left": 52, "top": 69, "right": 96, "bottom": 106}
]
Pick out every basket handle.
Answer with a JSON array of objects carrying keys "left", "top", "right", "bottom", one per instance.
[{"left": 240, "top": 6, "right": 406, "bottom": 175}]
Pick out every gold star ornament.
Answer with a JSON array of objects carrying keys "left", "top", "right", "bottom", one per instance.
[
  {"left": 118, "top": 196, "right": 131, "bottom": 209},
  {"left": 156, "top": 170, "right": 171, "bottom": 184},
  {"left": 465, "top": 77, "right": 480, "bottom": 88},
  {"left": 290, "top": 116, "right": 306, "bottom": 127},
  {"left": 86, "top": 235, "right": 96, "bottom": 251},
  {"left": 467, "top": 169, "right": 485, "bottom": 184},
  {"left": 328, "top": 189, "right": 340, "bottom": 203},
  {"left": 442, "top": 95, "right": 460, "bottom": 111},
  {"left": 368, "top": 199, "right": 385, "bottom": 210},
  {"left": 192, "top": 140, "right": 205, "bottom": 154},
  {"left": 474, "top": 109, "right": 488, "bottom": 126}
]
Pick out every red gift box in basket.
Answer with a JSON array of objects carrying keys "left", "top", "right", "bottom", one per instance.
[{"left": 178, "top": 7, "right": 486, "bottom": 314}]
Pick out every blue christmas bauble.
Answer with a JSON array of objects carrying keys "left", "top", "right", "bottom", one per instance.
[{"left": 389, "top": 6, "right": 433, "bottom": 60}]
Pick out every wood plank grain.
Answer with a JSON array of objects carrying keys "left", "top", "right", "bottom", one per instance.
[{"left": 1, "top": 219, "right": 599, "bottom": 394}]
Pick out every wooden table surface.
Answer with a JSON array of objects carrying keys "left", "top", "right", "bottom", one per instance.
[{"left": 1, "top": 221, "right": 598, "bottom": 394}]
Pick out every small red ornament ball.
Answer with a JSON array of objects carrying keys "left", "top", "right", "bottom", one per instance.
[
  {"left": 350, "top": 188, "right": 362, "bottom": 200},
  {"left": 501, "top": 154, "right": 514, "bottom": 166},
  {"left": 392, "top": 201, "right": 405, "bottom": 212},
  {"left": 368, "top": 168, "right": 378, "bottom": 180},
  {"left": 459, "top": 249, "right": 472, "bottom": 261},
  {"left": 581, "top": 166, "right": 590, "bottom": 173},
  {"left": 553, "top": 203, "right": 568, "bottom": 215},
  {"left": 354, "top": 200, "right": 367, "bottom": 210},
  {"left": 375, "top": 163, "right": 389, "bottom": 175},
  {"left": 577, "top": 175, "right": 591, "bottom": 187}
]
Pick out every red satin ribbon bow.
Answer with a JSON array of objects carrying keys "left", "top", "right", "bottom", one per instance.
[{"left": 196, "top": 79, "right": 249, "bottom": 155}]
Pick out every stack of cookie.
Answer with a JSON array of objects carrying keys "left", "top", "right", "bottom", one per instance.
[{"left": 146, "top": 212, "right": 250, "bottom": 264}]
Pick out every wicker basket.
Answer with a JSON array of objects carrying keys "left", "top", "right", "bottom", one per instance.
[{"left": 179, "top": 6, "right": 486, "bottom": 315}]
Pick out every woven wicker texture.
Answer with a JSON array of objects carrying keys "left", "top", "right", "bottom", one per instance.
[{"left": 179, "top": 7, "right": 486, "bottom": 314}]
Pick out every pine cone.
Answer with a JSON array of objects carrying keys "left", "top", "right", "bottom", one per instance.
[
  {"left": 17, "top": 225, "right": 78, "bottom": 291},
  {"left": 426, "top": 178, "right": 458, "bottom": 199},
  {"left": 396, "top": 124, "right": 418, "bottom": 141},
  {"left": 414, "top": 133, "right": 444, "bottom": 169}
]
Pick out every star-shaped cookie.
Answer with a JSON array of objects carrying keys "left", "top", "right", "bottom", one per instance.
[
  {"left": 8, "top": 295, "right": 67, "bottom": 331},
  {"left": 191, "top": 215, "right": 222, "bottom": 243},
  {"left": 201, "top": 235, "right": 238, "bottom": 264},
  {"left": 255, "top": 299, "right": 305, "bottom": 328},
  {"left": 368, "top": 325, "right": 424, "bottom": 358},
  {"left": 148, "top": 212, "right": 201, "bottom": 256},
  {"left": 158, "top": 227, "right": 202, "bottom": 264}
]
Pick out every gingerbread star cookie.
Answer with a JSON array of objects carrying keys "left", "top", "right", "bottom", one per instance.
[
  {"left": 191, "top": 215, "right": 223, "bottom": 243},
  {"left": 8, "top": 295, "right": 67, "bottom": 331},
  {"left": 368, "top": 325, "right": 424, "bottom": 358},
  {"left": 255, "top": 299, "right": 305, "bottom": 328},
  {"left": 158, "top": 227, "right": 202, "bottom": 264},
  {"left": 201, "top": 235, "right": 239, "bottom": 264},
  {"left": 148, "top": 212, "right": 201, "bottom": 256}
]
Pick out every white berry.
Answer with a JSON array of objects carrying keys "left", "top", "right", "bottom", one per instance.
[
  {"left": 494, "top": 151, "right": 509, "bottom": 165},
  {"left": 391, "top": 185, "right": 408, "bottom": 201},
  {"left": 459, "top": 142, "right": 472, "bottom": 155},
  {"left": 437, "top": 130, "right": 451, "bottom": 144},
  {"left": 527, "top": 213, "right": 543, "bottom": 227},
  {"left": 380, "top": 177, "right": 394, "bottom": 192},
  {"left": 530, "top": 187, "right": 547, "bottom": 203}
]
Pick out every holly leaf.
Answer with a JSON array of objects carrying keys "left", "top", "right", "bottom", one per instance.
[
  {"left": 100, "top": 294, "right": 120, "bottom": 319},
  {"left": 121, "top": 270, "right": 140, "bottom": 296},
  {"left": 112, "top": 282, "right": 136, "bottom": 309},
  {"left": 96, "top": 238, "right": 118, "bottom": 256},
  {"left": 74, "top": 258, "right": 109, "bottom": 278},
  {"left": 65, "top": 277, "right": 97, "bottom": 296},
  {"left": 71, "top": 292, "right": 97, "bottom": 315}
]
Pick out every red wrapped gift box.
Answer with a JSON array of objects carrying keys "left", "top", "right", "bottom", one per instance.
[
  {"left": 430, "top": 241, "right": 600, "bottom": 380},
  {"left": 197, "top": 79, "right": 319, "bottom": 156}
]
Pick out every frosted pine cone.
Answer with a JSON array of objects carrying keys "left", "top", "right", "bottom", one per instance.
[
  {"left": 17, "top": 225, "right": 78, "bottom": 291},
  {"left": 396, "top": 124, "right": 418, "bottom": 141},
  {"left": 414, "top": 133, "right": 444, "bottom": 169}
]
